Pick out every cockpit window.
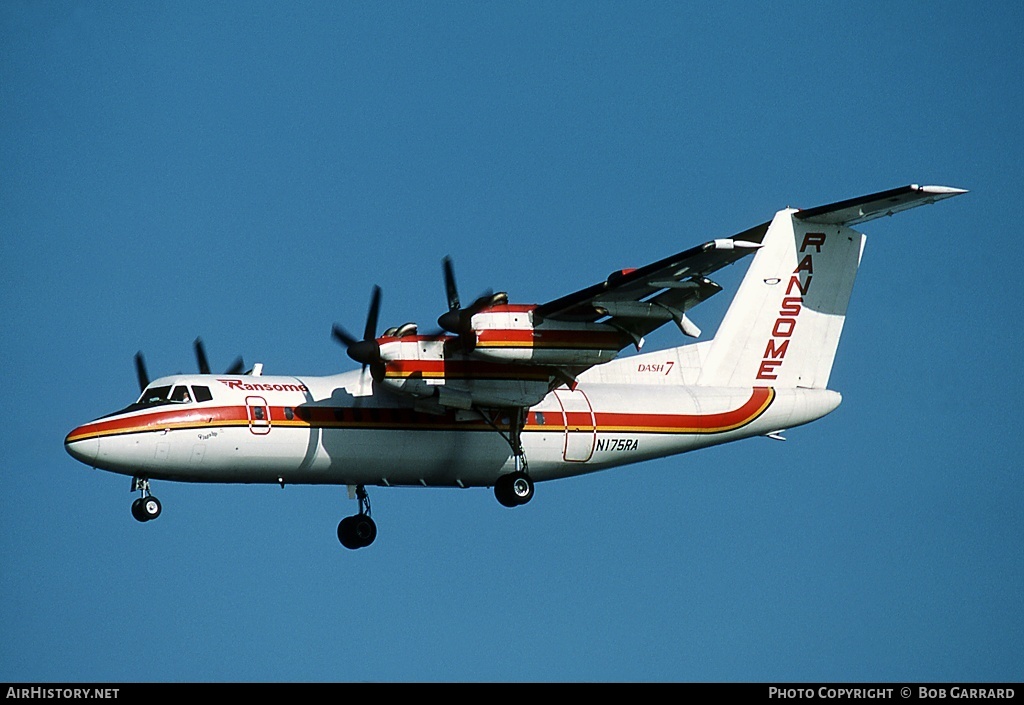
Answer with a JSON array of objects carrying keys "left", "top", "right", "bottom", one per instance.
[
  {"left": 102, "top": 383, "right": 189, "bottom": 419},
  {"left": 170, "top": 386, "right": 191, "bottom": 403},
  {"left": 192, "top": 385, "right": 213, "bottom": 403},
  {"left": 137, "top": 386, "right": 172, "bottom": 406}
]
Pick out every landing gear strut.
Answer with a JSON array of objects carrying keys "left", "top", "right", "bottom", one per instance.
[
  {"left": 491, "top": 407, "right": 535, "bottom": 508},
  {"left": 130, "top": 477, "right": 162, "bottom": 522},
  {"left": 337, "top": 484, "right": 376, "bottom": 550}
]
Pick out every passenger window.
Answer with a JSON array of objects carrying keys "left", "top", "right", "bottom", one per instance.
[
  {"left": 170, "top": 386, "right": 192, "bottom": 403},
  {"left": 192, "top": 386, "right": 213, "bottom": 403}
]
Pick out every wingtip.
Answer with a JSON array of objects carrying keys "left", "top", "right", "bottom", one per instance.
[{"left": 917, "top": 184, "right": 969, "bottom": 196}]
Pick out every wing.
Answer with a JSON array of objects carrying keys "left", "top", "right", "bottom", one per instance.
[{"left": 534, "top": 220, "right": 771, "bottom": 341}]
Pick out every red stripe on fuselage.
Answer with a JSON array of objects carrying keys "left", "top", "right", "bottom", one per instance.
[
  {"left": 66, "top": 389, "right": 774, "bottom": 443},
  {"left": 64, "top": 405, "right": 250, "bottom": 443},
  {"left": 586, "top": 387, "right": 774, "bottom": 434}
]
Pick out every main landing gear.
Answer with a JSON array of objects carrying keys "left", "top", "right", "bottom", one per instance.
[
  {"left": 494, "top": 471, "right": 534, "bottom": 507},
  {"left": 130, "top": 477, "right": 162, "bottom": 522},
  {"left": 491, "top": 407, "right": 535, "bottom": 508},
  {"left": 337, "top": 484, "right": 377, "bottom": 550}
]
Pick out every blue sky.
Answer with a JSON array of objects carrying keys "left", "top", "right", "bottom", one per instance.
[{"left": 2, "top": 1, "right": 1021, "bottom": 683}]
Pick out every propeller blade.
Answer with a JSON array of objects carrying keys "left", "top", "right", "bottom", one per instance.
[
  {"left": 442, "top": 256, "right": 460, "bottom": 311},
  {"left": 363, "top": 285, "right": 381, "bottom": 342},
  {"left": 196, "top": 337, "right": 245, "bottom": 375},
  {"left": 440, "top": 287, "right": 496, "bottom": 333},
  {"left": 370, "top": 362, "right": 386, "bottom": 383},
  {"left": 332, "top": 323, "right": 358, "bottom": 348},
  {"left": 134, "top": 352, "right": 149, "bottom": 393},
  {"left": 438, "top": 249, "right": 496, "bottom": 332},
  {"left": 194, "top": 338, "right": 211, "bottom": 374},
  {"left": 467, "top": 289, "right": 495, "bottom": 314},
  {"left": 333, "top": 286, "right": 385, "bottom": 368}
]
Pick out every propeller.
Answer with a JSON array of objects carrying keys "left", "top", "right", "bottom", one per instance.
[
  {"left": 436, "top": 256, "right": 502, "bottom": 350},
  {"left": 134, "top": 352, "right": 149, "bottom": 393},
  {"left": 194, "top": 337, "right": 244, "bottom": 376},
  {"left": 133, "top": 339, "right": 245, "bottom": 393},
  {"left": 194, "top": 338, "right": 211, "bottom": 374},
  {"left": 442, "top": 255, "right": 460, "bottom": 315},
  {"left": 332, "top": 285, "right": 384, "bottom": 368}
]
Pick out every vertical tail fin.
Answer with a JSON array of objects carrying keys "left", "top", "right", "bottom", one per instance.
[
  {"left": 697, "top": 209, "right": 863, "bottom": 388},
  {"left": 697, "top": 185, "right": 966, "bottom": 389}
]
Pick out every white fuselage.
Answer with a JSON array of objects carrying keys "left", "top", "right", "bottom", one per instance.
[{"left": 65, "top": 369, "right": 840, "bottom": 488}]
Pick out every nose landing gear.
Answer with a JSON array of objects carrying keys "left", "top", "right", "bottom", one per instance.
[{"left": 130, "top": 477, "right": 162, "bottom": 522}]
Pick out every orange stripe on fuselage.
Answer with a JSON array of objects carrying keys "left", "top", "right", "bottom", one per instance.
[
  {"left": 585, "top": 387, "right": 775, "bottom": 434},
  {"left": 64, "top": 405, "right": 250, "bottom": 443},
  {"left": 65, "top": 389, "right": 775, "bottom": 442}
]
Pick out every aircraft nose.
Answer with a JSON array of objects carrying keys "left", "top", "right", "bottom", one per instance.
[{"left": 65, "top": 428, "right": 99, "bottom": 465}]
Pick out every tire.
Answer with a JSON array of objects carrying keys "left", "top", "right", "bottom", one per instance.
[
  {"left": 338, "top": 516, "right": 355, "bottom": 548},
  {"left": 131, "top": 497, "right": 148, "bottom": 522},
  {"left": 338, "top": 516, "right": 363, "bottom": 550},
  {"left": 494, "top": 472, "right": 533, "bottom": 507},
  {"left": 494, "top": 475, "right": 518, "bottom": 507}
]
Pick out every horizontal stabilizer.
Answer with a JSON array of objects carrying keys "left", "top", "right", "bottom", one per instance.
[
  {"left": 695, "top": 183, "right": 965, "bottom": 388},
  {"left": 795, "top": 184, "right": 966, "bottom": 227}
]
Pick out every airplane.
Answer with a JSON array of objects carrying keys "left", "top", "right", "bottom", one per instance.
[{"left": 65, "top": 184, "right": 966, "bottom": 549}]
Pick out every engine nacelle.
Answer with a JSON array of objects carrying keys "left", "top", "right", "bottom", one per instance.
[
  {"left": 468, "top": 305, "right": 628, "bottom": 366},
  {"left": 376, "top": 333, "right": 553, "bottom": 409}
]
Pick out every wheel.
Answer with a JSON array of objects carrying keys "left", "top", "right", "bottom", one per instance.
[
  {"left": 131, "top": 497, "right": 148, "bottom": 522},
  {"left": 511, "top": 472, "right": 534, "bottom": 505},
  {"left": 494, "top": 472, "right": 534, "bottom": 507},
  {"left": 338, "top": 515, "right": 376, "bottom": 549},
  {"left": 141, "top": 496, "right": 162, "bottom": 521}
]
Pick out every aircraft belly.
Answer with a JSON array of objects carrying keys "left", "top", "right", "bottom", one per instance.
[{"left": 317, "top": 427, "right": 519, "bottom": 487}]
